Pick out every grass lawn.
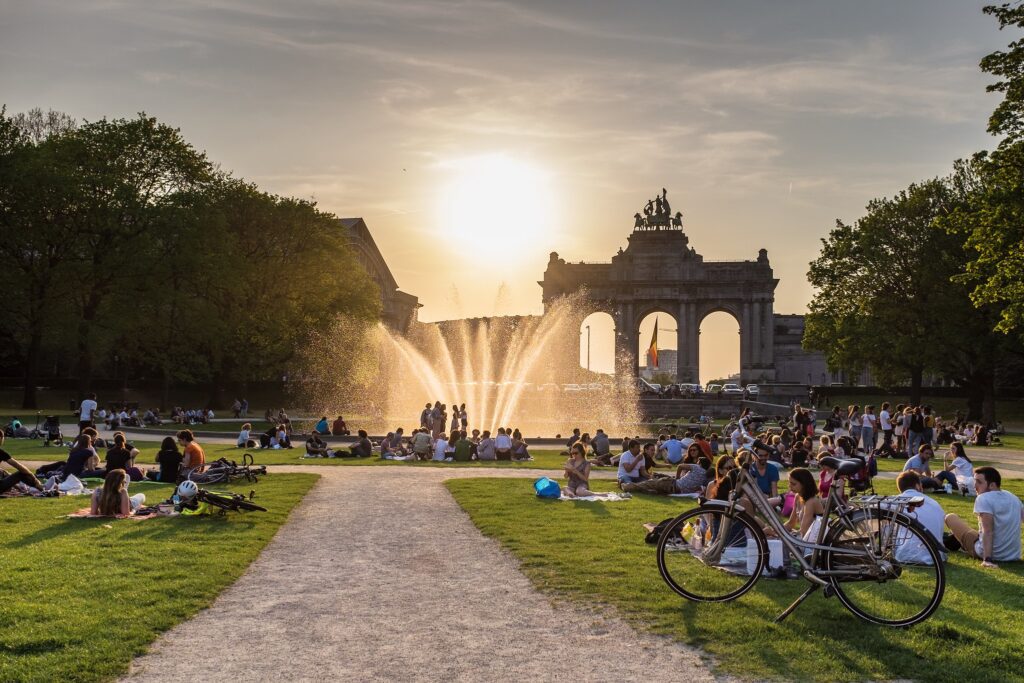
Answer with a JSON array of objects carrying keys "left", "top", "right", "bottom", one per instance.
[
  {"left": 0, "top": 472, "right": 318, "bottom": 683},
  {"left": 447, "top": 476, "right": 1024, "bottom": 683}
]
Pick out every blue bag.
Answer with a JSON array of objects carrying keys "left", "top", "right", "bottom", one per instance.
[{"left": 534, "top": 476, "right": 562, "bottom": 499}]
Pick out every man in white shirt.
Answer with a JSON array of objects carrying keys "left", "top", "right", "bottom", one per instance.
[
  {"left": 879, "top": 402, "right": 893, "bottom": 456},
  {"left": 78, "top": 393, "right": 98, "bottom": 432},
  {"left": 616, "top": 440, "right": 647, "bottom": 485},
  {"left": 945, "top": 467, "right": 1024, "bottom": 568},
  {"left": 894, "top": 471, "right": 946, "bottom": 565}
]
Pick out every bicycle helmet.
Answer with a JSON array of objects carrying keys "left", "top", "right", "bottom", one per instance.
[{"left": 177, "top": 480, "right": 199, "bottom": 499}]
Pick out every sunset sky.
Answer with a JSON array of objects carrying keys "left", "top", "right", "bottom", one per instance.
[{"left": 1, "top": 1, "right": 1007, "bottom": 379}]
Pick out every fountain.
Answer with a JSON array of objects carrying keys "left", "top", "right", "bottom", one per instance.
[{"left": 296, "top": 293, "right": 641, "bottom": 437}]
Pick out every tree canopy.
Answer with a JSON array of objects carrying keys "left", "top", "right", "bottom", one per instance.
[{"left": 0, "top": 108, "right": 381, "bottom": 408}]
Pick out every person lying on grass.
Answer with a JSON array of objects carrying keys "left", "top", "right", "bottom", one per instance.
[
  {"left": 945, "top": 466, "right": 1023, "bottom": 569},
  {"left": 90, "top": 468, "right": 145, "bottom": 516},
  {"left": 620, "top": 456, "right": 711, "bottom": 496},
  {"left": 0, "top": 432, "right": 44, "bottom": 494}
]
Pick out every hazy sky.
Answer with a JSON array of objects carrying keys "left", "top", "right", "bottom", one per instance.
[{"left": 0, "top": 1, "right": 1008, "bottom": 378}]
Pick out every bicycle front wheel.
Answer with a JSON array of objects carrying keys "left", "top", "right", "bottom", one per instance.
[
  {"left": 656, "top": 505, "right": 766, "bottom": 602},
  {"left": 824, "top": 508, "right": 945, "bottom": 627}
]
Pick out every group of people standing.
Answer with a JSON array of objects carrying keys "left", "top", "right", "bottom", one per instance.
[{"left": 419, "top": 401, "right": 468, "bottom": 438}]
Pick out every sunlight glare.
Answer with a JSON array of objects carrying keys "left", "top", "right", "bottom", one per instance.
[{"left": 437, "top": 154, "right": 555, "bottom": 256}]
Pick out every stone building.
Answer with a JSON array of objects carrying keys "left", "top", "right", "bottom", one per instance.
[{"left": 341, "top": 217, "right": 420, "bottom": 333}]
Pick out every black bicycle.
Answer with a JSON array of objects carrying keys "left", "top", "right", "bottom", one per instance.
[
  {"left": 187, "top": 454, "right": 267, "bottom": 485},
  {"left": 195, "top": 488, "right": 267, "bottom": 514}
]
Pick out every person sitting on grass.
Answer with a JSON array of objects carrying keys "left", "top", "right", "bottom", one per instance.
[
  {"left": 590, "top": 428, "right": 612, "bottom": 465},
  {"left": 306, "top": 433, "right": 331, "bottom": 458},
  {"left": 105, "top": 432, "right": 144, "bottom": 480},
  {"left": 313, "top": 416, "right": 331, "bottom": 435},
  {"left": 90, "top": 468, "right": 145, "bottom": 516},
  {"left": 494, "top": 427, "right": 513, "bottom": 461},
  {"left": 275, "top": 424, "right": 293, "bottom": 449},
  {"left": 349, "top": 429, "right": 373, "bottom": 458},
  {"left": 178, "top": 430, "right": 206, "bottom": 473},
  {"left": 564, "top": 428, "right": 581, "bottom": 454},
  {"left": 771, "top": 467, "right": 825, "bottom": 542},
  {"left": 903, "top": 444, "right": 957, "bottom": 492},
  {"left": 453, "top": 430, "right": 474, "bottom": 462},
  {"left": 59, "top": 433, "right": 104, "bottom": 479},
  {"left": 411, "top": 428, "right": 432, "bottom": 461},
  {"left": 432, "top": 432, "right": 449, "bottom": 462},
  {"left": 511, "top": 429, "right": 532, "bottom": 461},
  {"left": 621, "top": 456, "right": 711, "bottom": 496},
  {"left": 331, "top": 415, "right": 350, "bottom": 436},
  {"left": 616, "top": 440, "right": 647, "bottom": 486},
  {"left": 750, "top": 442, "right": 780, "bottom": 498},
  {"left": 477, "top": 430, "right": 496, "bottom": 461},
  {"left": 944, "top": 466, "right": 1023, "bottom": 569},
  {"left": 660, "top": 433, "right": 684, "bottom": 464},
  {"left": 146, "top": 436, "right": 183, "bottom": 483},
  {"left": 894, "top": 471, "right": 946, "bottom": 564},
  {"left": 562, "top": 443, "right": 598, "bottom": 497},
  {"left": 236, "top": 423, "right": 253, "bottom": 448},
  {"left": 0, "top": 433, "right": 44, "bottom": 494},
  {"left": 944, "top": 442, "right": 975, "bottom": 495}
]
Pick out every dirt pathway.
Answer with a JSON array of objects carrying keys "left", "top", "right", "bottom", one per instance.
[{"left": 122, "top": 466, "right": 730, "bottom": 682}]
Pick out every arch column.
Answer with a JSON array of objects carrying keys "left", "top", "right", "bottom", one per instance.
[
  {"left": 614, "top": 303, "right": 638, "bottom": 381},
  {"left": 676, "top": 301, "right": 698, "bottom": 383},
  {"left": 740, "top": 302, "right": 753, "bottom": 383}
]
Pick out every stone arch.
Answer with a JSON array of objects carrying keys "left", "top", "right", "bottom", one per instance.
[
  {"left": 636, "top": 309, "right": 678, "bottom": 381},
  {"left": 698, "top": 307, "right": 742, "bottom": 385},
  {"left": 579, "top": 311, "right": 616, "bottom": 374}
]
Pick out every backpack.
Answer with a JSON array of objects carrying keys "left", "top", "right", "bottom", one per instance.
[
  {"left": 533, "top": 477, "right": 562, "bottom": 499},
  {"left": 645, "top": 517, "right": 679, "bottom": 544}
]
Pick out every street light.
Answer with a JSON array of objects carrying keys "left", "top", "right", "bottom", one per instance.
[{"left": 587, "top": 325, "right": 592, "bottom": 371}]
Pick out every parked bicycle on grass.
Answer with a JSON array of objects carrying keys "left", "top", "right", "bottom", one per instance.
[{"left": 655, "top": 451, "right": 945, "bottom": 627}]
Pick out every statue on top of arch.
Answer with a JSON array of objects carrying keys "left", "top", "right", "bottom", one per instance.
[{"left": 634, "top": 188, "right": 683, "bottom": 231}]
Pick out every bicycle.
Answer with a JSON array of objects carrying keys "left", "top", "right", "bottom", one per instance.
[
  {"left": 187, "top": 453, "right": 267, "bottom": 485},
  {"left": 194, "top": 488, "right": 267, "bottom": 514},
  {"left": 655, "top": 455, "right": 945, "bottom": 626}
]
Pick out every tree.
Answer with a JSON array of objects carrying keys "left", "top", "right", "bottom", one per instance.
[
  {"left": 944, "top": 4, "right": 1024, "bottom": 336},
  {"left": 0, "top": 109, "right": 83, "bottom": 408},
  {"left": 804, "top": 177, "right": 1006, "bottom": 420}
]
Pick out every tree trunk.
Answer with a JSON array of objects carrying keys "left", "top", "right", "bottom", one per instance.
[
  {"left": 207, "top": 371, "right": 225, "bottom": 410},
  {"left": 161, "top": 368, "right": 172, "bottom": 412},
  {"left": 21, "top": 330, "right": 41, "bottom": 410},
  {"left": 909, "top": 366, "right": 923, "bottom": 405},
  {"left": 76, "top": 317, "right": 93, "bottom": 397}
]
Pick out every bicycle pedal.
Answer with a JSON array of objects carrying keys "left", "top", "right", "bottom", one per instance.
[{"left": 823, "top": 585, "right": 836, "bottom": 598}]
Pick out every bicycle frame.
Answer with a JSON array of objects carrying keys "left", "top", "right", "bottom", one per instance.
[{"left": 708, "top": 465, "right": 894, "bottom": 582}]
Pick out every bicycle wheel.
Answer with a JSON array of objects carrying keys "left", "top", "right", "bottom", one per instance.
[
  {"left": 824, "top": 508, "right": 945, "bottom": 627},
  {"left": 232, "top": 498, "right": 267, "bottom": 512},
  {"left": 657, "top": 505, "right": 766, "bottom": 602}
]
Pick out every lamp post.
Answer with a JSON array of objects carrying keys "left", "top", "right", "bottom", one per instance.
[{"left": 584, "top": 325, "right": 591, "bottom": 372}]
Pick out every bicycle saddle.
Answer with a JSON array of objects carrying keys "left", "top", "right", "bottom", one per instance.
[{"left": 818, "top": 455, "right": 864, "bottom": 475}]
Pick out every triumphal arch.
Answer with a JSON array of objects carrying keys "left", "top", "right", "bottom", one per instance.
[{"left": 539, "top": 190, "right": 778, "bottom": 384}]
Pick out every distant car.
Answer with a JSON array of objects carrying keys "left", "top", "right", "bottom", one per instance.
[
  {"left": 706, "top": 383, "right": 723, "bottom": 395},
  {"left": 721, "top": 383, "right": 743, "bottom": 395},
  {"left": 745, "top": 384, "right": 760, "bottom": 397}
]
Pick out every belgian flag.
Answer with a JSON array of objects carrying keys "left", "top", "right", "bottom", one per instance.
[{"left": 648, "top": 317, "right": 659, "bottom": 368}]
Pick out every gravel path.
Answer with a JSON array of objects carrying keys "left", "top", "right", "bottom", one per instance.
[{"left": 122, "top": 466, "right": 730, "bottom": 682}]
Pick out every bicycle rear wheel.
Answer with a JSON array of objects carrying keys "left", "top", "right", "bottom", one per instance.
[
  {"left": 657, "top": 505, "right": 766, "bottom": 602},
  {"left": 824, "top": 508, "right": 945, "bottom": 627}
]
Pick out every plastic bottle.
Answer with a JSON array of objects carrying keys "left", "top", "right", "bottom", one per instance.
[{"left": 944, "top": 483, "right": 953, "bottom": 494}]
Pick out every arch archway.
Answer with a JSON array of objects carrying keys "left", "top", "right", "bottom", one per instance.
[
  {"left": 579, "top": 312, "right": 615, "bottom": 375},
  {"left": 637, "top": 311, "right": 678, "bottom": 384},
  {"left": 699, "top": 310, "right": 741, "bottom": 385}
]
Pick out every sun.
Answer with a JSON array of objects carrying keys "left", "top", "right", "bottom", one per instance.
[{"left": 437, "top": 154, "right": 555, "bottom": 255}]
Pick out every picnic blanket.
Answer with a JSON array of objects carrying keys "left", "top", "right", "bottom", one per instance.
[
  {"left": 558, "top": 493, "right": 631, "bottom": 502},
  {"left": 66, "top": 507, "right": 164, "bottom": 520}
]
